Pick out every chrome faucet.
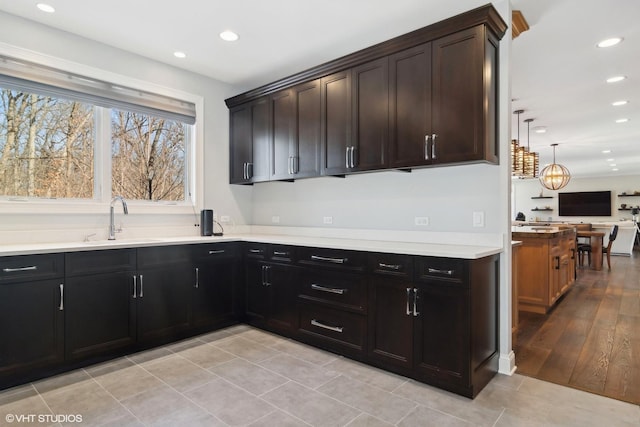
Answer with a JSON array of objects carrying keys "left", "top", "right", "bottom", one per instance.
[{"left": 108, "top": 196, "right": 128, "bottom": 240}]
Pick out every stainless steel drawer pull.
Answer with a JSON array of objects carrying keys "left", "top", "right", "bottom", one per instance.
[
  {"left": 249, "top": 249, "right": 264, "bottom": 254},
  {"left": 310, "top": 255, "right": 347, "bottom": 264},
  {"left": 59, "top": 284, "right": 64, "bottom": 311},
  {"left": 3, "top": 265, "right": 38, "bottom": 273},
  {"left": 132, "top": 275, "right": 137, "bottom": 299},
  {"left": 427, "top": 267, "right": 454, "bottom": 276},
  {"left": 431, "top": 133, "right": 437, "bottom": 159},
  {"left": 311, "top": 319, "right": 343, "bottom": 333},
  {"left": 311, "top": 284, "right": 346, "bottom": 295},
  {"left": 379, "top": 263, "right": 401, "bottom": 270},
  {"left": 406, "top": 288, "right": 412, "bottom": 315},
  {"left": 139, "top": 275, "right": 144, "bottom": 298},
  {"left": 413, "top": 288, "right": 419, "bottom": 317},
  {"left": 273, "top": 251, "right": 289, "bottom": 256},
  {"left": 195, "top": 267, "right": 199, "bottom": 288},
  {"left": 424, "top": 135, "right": 430, "bottom": 160},
  {"left": 209, "top": 250, "right": 225, "bottom": 255}
]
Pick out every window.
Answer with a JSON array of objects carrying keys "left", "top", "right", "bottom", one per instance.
[{"left": 0, "top": 54, "right": 197, "bottom": 207}]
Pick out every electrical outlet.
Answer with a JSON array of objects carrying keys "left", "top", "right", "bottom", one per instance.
[
  {"left": 473, "top": 211, "right": 485, "bottom": 227},
  {"left": 220, "top": 215, "right": 230, "bottom": 223},
  {"left": 323, "top": 216, "right": 333, "bottom": 224},
  {"left": 271, "top": 215, "right": 280, "bottom": 224},
  {"left": 414, "top": 216, "right": 429, "bottom": 226}
]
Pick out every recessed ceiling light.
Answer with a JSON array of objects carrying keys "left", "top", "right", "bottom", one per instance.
[
  {"left": 612, "top": 100, "right": 628, "bottom": 106},
  {"left": 609, "top": 163, "right": 617, "bottom": 167},
  {"left": 606, "top": 158, "right": 614, "bottom": 162},
  {"left": 597, "top": 37, "right": 623, "bottom": 48},
  {"left": 612, "top": 168, "right": 619, "bottom": 171},
  {"left": 36, "top": 3, "right": 55, "bottom": 13},
  {"left": 534, "top": 126, "right": 547, "bottom": 134},
  {"left": 607, "top": 75, "right": 626, "bottom": 83},
  {"left": 616, "top": 118, "right": 629, "bottom": 123},
  {"left": 219, "top": 31, "right": 239, "bottom": 42},
  {"left": 602, "top": 150, "right": 612, "bottom": 153},
  {"left": 173, "top": 51, "right": 186, "bottom": 59}
]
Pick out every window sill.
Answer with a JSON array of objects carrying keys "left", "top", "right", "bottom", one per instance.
[{"left": 0, "top": 199, "right": 196, "bottom": 216}]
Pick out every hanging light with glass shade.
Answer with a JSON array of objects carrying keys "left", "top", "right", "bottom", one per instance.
[
  {"left": 539, "top": 143, "right": 571, "bottom": 190},
  {"left": 511, "top": 109, "right": 525, "bottom": 176},
  {"left": 523, "top": 118, "right": 539, "bottom": 178}
]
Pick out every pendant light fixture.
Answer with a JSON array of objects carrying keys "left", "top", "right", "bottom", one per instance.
[
  {"left": 539, "top": 143, "right": 571, "bottom": 190},
  {"left": 523, "top": 118, "right": 539, "bottom": 178},
  {"left": 511, "top": 109, "right": 525, "bottom": 176}
]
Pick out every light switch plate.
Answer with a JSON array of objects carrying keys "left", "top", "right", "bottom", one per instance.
[{"left": 473, "top": 211, "right": 485, "bottom": 227}]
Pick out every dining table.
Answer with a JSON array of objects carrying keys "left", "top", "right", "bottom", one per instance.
[{"left": 577, "top": 230, "right": 605, "bottom": 270}]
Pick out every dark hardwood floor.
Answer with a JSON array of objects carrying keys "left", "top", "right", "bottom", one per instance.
[{"left": 515, "top": 247, "right": 640, "bottom": 405}]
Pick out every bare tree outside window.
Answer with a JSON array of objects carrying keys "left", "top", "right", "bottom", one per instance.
[
  {"left": 111, "top": 110, "right": 185, "bottom": 201},
  {"left": 0, "top": 88, "right": 94, "bottom": 199}
]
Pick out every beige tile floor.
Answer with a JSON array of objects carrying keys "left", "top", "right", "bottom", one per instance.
[{"left": 1, "top": 325, "right": 638, "bottom": 426}]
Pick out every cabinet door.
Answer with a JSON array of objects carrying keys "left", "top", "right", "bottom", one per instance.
[
  {"left": 388, "top": 43, "right": 432, "bottom": 168},
  {"left": 431, "top": 26, "right": 488, "bottom": 164},
  {"left": 293, "top": 80, "right": 322, "bottom": 178},
  {"left": 193, "top": 259, "right": 238, "bottom": 330},
  {"left": 266, "top": 263, "right": 299, "bottom": 334},
  {"left": 352, "top": 58, "right": 388, "bottom": 172},
  {"left": 368, "top": 276, "right": 414, "bottom": 370},
  {"left": 136, "top": 263, "right": 194, "bottom": 344},
  {"left": 321, "top": 70, "right": 352, "bottom": 175},
  {"left": 414, "top": 280, "right": 470, "bottom": 387},
  {"left": 65, "top": 271, "right": 137, "bottom": 360},
  {"left": 250, "top": 98, "right": 271, "bottom": 182},
  {"left": 0, "top": 279, "right": 64, "bottom": 377},
  {"left": 229, "top": 104, "right": 252, "bottom": 184},
  {"left": 245, "top": 260, "right": 269, "bottom": 326},
  {"left": 270, "top": 89, "right": 295, "bottom": 180}
]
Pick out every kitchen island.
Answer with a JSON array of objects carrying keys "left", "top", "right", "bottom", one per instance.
[{"left": 511, "top": 226, "right": 576, "bottom": 313}]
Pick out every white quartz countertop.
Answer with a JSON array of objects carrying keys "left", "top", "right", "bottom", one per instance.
[{"left": 0, "top": 233, "right": 503, "bottom": 259}]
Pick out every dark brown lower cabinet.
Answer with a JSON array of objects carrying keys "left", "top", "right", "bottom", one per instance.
[{"left": 0, "top": 279, "right": 64, "bottom": 380}]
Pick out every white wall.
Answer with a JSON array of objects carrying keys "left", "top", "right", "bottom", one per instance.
[
  {"left": 512, "top": 174, "right": 640, "bottom": 223},
  {"left": 0, "top": 11, "right": 253, "bottom": 243}
]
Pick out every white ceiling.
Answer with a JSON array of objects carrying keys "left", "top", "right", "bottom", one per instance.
[{"left": 0, "top": 0, "right": 638, "bottom": 179}]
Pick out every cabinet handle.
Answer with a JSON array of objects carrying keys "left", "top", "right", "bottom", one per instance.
[
  {"left": 265, "top": 266, "right": 271, "bottom": 286},
  {"left": 311, "top": 319, "right": 343, "bottom": 333},
  {"left": 243, "top": 162, "right": 247, "bottom": 180},
  {"left": 2, "top": 265, "right": 38, "bottom": 273},
  {"left": 345, "top": 146, "right": 350, "bottom": 168},
  {"left": 261, "top": 265, "right": 265, "bottom": 285},
  {"left": 209, "top": 249, "right": 225, "bottom": 255},
  {"left": 288, "top": 156, "right": 291, "bottom": 174},
  {"left": 293, "top": 156, "right": 298, "bottom": 174},
  {"left": 311, "top": 283, "right": 346, "bottom": 295},
  {"left": 350, "top": 146, "right": 356, "bottom": 168},
  {"left": 424, "top": 135, "right": 430, "bottom": 160},
  {"left": 132, "top": 275, "right": 137, "bottom": 299},
  {"left": 139, "top": 274, "right": 144, "bottom": 297},
  {"left": 195, "top": 267, "right": 199, "bottom": 288},
  {"left": 413, "top": 287, "right": 419, "bottom": 317},
  {"left": 273, "top": 251, "right": 289, "bottom": 256},
  {"left": 247, "top": 162, "right": 253, "bottom": 179},
  {"left": 431, "top": 133, "right": 437, "bottom": 159},
  {"left": 59, "top": 283, "right": 64, "bottom": 311},
  {"left": 249, "top": 249, "right": 264, "bottom": 254},
  {"left": 379, "top": 263, "right": 401, "bottom": 271},
  {"left": 570, "top": 248, "right": 575, "bottom": 260},
  {"left": 555, "top": 256, "right": 560, "bottom": 270},
  {"left": 406, "top": 287, "right": 412, "bottom": 315},
  {"left": 310, "top": 255, "right": 347, "bottom": 264},
  {"left": 427, "top": 267, "right": 454, "bottom": 276}
]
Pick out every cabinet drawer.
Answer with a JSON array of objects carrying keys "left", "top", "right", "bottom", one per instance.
[
  {"left": 299, "top": 270, "right": 366, "bottom": 312},
  {"left": 369, "top": 253, "right": 413, "bottom": 278},
  {"left": 415, "top": 257, "right": 466, "bottom": 282},
  {"left": 269, "top": 245, "right": 296, "bottom": 263},
  {"left": 0, "top": 253, "right": 64, "bottom": 283},
  {"left": 298, "top": 302, "right": 366, "bottom": 352},
  {"left": 192, "top": 242, "right": 239, "bottom": 261},
  {"left": 298, "top": 247, "right": 366, "bottom": 271},
  {"left": 244, "top": 243, "right": 268, "bottom": 260},
  {"left": 137, "top": 245, "right": 193, "bottom": 267},
  {"left": 66, "top": 249, "right": 136, "bottom": 276}
]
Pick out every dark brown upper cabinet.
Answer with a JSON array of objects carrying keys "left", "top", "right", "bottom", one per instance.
[
  {"left": 226, "top": 4, "right": 506, "bottom": 184},
  {"left": 229, "top": 98, "right": 270, "bottom": 184}
]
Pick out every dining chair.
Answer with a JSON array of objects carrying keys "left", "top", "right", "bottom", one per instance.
[
  {"left": 602, "top": 225, "right": 619, "bottom": 270},
  {"left": 573, "top": 223, "right": 592, "bottom": 266}
]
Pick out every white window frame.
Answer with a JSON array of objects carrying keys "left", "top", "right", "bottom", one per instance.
[{"left": 0, "top": 42, "right": 204, "bottom": 215}]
